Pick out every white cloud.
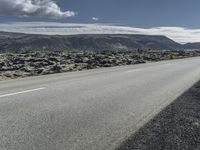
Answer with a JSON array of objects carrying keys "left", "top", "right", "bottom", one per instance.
[
  {"left": 0, "top": 0, "right": 75, "bottom": 18},
  {"left": 92, "top": 17, "right": 99, "bottom": 21},
  {"left": 0, "top": 22, "right": 200, "bottom": 43}
]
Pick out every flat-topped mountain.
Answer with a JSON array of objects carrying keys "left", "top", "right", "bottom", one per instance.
[
  {"left": 0, "top": 31, "right": 199, "bottom": 52},
  {"left": 0, "top": 32, "right": 184, "bottom": 52}
]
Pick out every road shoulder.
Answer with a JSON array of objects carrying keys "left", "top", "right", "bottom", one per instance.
[{"left": 117, "top": 80, "right": 200, "bottom": 150}]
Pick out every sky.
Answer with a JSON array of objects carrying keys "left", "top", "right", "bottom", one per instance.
[{"left": 0, "top": 0, "right": 200, "bottom": 43}]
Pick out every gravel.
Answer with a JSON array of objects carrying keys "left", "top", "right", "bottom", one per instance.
[{"left": 117, "top": 80, "right": 200, "bottom": 150}]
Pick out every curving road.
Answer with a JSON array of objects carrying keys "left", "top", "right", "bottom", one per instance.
[{"left": 0, "top": 57, "right": 200, "bottom": 150}]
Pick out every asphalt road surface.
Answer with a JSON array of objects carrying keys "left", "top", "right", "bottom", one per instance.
[{"left": 0, "top": 57, "right": 200, "bottom": 150}]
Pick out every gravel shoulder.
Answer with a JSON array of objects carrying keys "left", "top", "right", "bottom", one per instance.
[{"left": 117, "top": 80, "right": 200, "bottom": 150}]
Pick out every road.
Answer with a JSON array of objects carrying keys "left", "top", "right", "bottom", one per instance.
[{"left": 0, "top": 57, "right": 200, "bottom": 150}]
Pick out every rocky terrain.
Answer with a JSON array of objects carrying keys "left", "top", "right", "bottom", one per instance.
[
  {"left": 1, "top": 50, "right": 200, "bottom": 80},
  {"left": 1, "top": 31, "right": 200, "bottom": 80}
]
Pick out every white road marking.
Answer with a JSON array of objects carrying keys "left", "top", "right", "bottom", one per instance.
[
  {"left": 126, "top": 69, "right": 141, "bottom": 73},
  {"left": 0, "top": 87, "right": 46, "bottom": 98}
]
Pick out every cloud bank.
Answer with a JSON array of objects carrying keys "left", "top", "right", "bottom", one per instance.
[
  {"left": 0, "top": 22, "right": 200, "bottom": 43},
  {"left": 0, "top": 0, "right": 75, "bottom": 18}
]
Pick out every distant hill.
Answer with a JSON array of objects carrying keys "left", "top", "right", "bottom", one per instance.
[
  {"left": 0, "top": 31, "right": 197, "bottom": 52},
  {"left": 183, "top": 43, "right": 200, "bottom": 49}
]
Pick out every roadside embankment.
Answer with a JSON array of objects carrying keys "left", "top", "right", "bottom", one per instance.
[{"left": 117, "top": 80, "right": 200, "bottom": 150}]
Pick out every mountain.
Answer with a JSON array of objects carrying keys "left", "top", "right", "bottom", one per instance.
[
  {"left": 183, "top": 43, "right": 200, "bottom": 49},
  {"left": 0, "top": 31, "right": 186, "bottom": 52}
]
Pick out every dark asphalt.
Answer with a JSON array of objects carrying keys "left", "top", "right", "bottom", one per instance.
[{"left": 117, "top": 80, "right": 200, "bottom": 150}]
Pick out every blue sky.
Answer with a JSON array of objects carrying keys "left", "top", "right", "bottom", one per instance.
[
  {"left": 0, "top": 0, "right": 200, "bottom": 28},
  {"left": 0, "top": 0, "right": 200, "bottom": 43},
  {"left": 59, "top": 0, "right": 200, "bottom": 28}
]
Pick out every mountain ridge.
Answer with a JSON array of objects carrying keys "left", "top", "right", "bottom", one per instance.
[{"left": 0, "top": 31, "right": 199, "bottom": 52}]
